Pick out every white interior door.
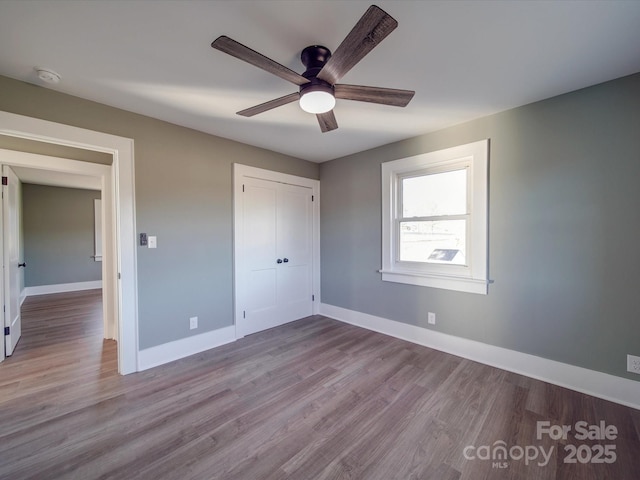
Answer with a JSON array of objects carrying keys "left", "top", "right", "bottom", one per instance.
[
  {"left": 277, "top": 182, "right": 313, "bottom": 323},
  {"left": 3, "top": 165, "right": 21, "bottom": 356},
  {"left": 237, "top": 173, "right": 314, "bottom": 337},
  {"left": 243, "top": 177, "right": 279, "bottom": 333}
]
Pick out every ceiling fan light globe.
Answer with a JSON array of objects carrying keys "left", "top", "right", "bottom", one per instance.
[{"left": 299, "top": 90, "right": 335, "bottom": 114}]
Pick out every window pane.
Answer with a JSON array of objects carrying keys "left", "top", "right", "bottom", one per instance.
[
  {"left": 402, "top": 169, "right": 467, "bottom": 218},
  {"left": 399, "top": 220, "right": 466, "bottom": 264}
]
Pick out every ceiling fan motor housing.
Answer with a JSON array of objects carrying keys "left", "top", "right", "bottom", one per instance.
[
  {"left": 300, "top": 45, "right": 335, "bottom": 99},
  {"left": 299, "top": 76, "right": 334, "bottom": 97},
  {"left": 300, "top": 45, "right": 332, "bottom": 77}
]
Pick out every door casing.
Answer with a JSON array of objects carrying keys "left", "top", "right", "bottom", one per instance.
[{"left": 0, "top": 111, "right": 138, "bottom": 374}]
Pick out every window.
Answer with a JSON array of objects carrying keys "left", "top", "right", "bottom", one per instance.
[{"left": 381, "top": 139, "right": 489, "bottom": 294}]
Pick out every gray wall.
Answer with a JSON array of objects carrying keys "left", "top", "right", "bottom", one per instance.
[
  {"left": 22, "top": 184, "right": 102, "bottom": 287},
  {"left": 0, "top": 75, "right": 319, "bottom": 349},
  {"left": 320, "top": 73, "right": 640, "bottom": 381}
]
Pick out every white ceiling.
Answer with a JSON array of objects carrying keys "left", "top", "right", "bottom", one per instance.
[{"left": 0, "top": 0, "right": 639, "bottom": 163}]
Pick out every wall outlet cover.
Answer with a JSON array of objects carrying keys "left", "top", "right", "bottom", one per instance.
[
  {"left": 627, "top": 354, "right": 640, "bottom": 374},
  {"left": 189, "top": 316, "right": 198, "bottom": 330},
  {"left": 428, "top": 312, "right": 436, "bottom": 325}
]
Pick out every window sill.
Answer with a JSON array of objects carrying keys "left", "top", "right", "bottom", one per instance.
[{"left": 379, "top": 269, "right": 489, "bottom": 295}]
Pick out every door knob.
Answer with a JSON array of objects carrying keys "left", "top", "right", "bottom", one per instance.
[
  {"left": 277, "top": 259, "right": 283, "bottom": 264},
  {"left": 283, "top": 258, "right": 289, "bottom": 263},
  {"left": 18, "top": 262, "right": 26, "bottom": 268}
]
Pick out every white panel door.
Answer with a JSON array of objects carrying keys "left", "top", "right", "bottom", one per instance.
[
  {"left": 243, "top": 178, "right": 279, "bottom": 334},
  {"left": 3, "top": 165, "right": 21, "bottom": 356},
  {"left": 277, "top": 182, "right": 313, "bottom": 323},
  {"left": 239, "top": 177, "right": 313, "bottom": 337}
]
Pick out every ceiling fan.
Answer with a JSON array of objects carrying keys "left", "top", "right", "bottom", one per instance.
[{"left": 211, "top": 4, "right": 415, "bottom": 133}]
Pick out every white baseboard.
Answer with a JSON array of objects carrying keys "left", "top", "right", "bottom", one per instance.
[
  {"left": 320, "top": 303, "right": 640, "bottom": 410},
  {"left": 138, "top": 325, "right": 236, "bottom": 372},
  {"left": 24, "top": 280, "right": 103, "bottom": 296}
]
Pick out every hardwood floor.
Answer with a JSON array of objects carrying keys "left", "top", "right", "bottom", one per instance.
[{"left": 1, "top": 290, "right": 639, "bottom": 479}]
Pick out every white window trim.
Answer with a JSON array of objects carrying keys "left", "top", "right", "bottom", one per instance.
[{"left": 381, "top": 139, "right": 489, "bottom": 294}]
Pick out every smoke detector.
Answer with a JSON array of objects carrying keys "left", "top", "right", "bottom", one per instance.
[{"left": 35, "top": 68, "right": 61, "bottom": 84}]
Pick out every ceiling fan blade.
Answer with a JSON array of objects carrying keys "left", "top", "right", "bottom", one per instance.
[
  {"left": 237, "top": 92, "right": 300, "bottom": 117},
  {"left": 317, "top": 5, "right": 398, "bottom": 85},
  {"left": 316, "top": 111, "right": 338, "bottom": 133},
  {"left": 212, "top": 36, "right": 309, "bottom": 86},
  {"left": 335, "top": 84, "right": 415, "bottom": 107}
]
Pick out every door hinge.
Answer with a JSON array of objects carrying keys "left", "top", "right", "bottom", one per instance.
[
  {"left": 4, "top": 326, "right": 9, "bottom": 336},
  {"left": 243, "top": 310, "right": 246, "bottom": 319},
  {"left": 1, "top": 176, "right": 7, "bottom": 186},
  {"left": 311, "top": 195, "right": 314, "bottom": 202},
  {"left": 242, "top": 184, "right": 245, "bottom": 193},
  {"left": 312, "top": 295, "right": 315, "bottom": 301}
]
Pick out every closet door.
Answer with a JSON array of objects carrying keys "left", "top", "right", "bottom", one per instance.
[
  {"left": 277, "top": 182, "right": 313, "bottom": 324},
  {"left": 238, "top": 177, "right": 313, "bottom": 337}
]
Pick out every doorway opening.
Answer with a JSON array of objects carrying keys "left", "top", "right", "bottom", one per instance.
[{"left": 0, "top": 111, "right": 138, "bottom": 374}]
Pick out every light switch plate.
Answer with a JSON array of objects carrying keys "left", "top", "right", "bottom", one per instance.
[{"left": 148, "top": 236, "right": 157, "bottom": 248}]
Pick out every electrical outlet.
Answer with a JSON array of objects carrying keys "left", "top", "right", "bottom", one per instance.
[
  {"left": 428, "top": 312, "right": 436, "bottom": 325},
  {"left": 627, "top": 354, "right": 640, "bottom": 374},
  {"left": 189, "top": 316, "right": 198, "bottom": 330}
]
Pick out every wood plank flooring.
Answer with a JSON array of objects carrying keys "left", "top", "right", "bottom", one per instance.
[{"left": 1, "top": 290, "right": 639, "bottom": 479}]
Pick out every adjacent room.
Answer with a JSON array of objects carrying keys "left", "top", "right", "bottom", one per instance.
[{"left": 0, "top": 1, "right": 639, "bottom": 479}]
